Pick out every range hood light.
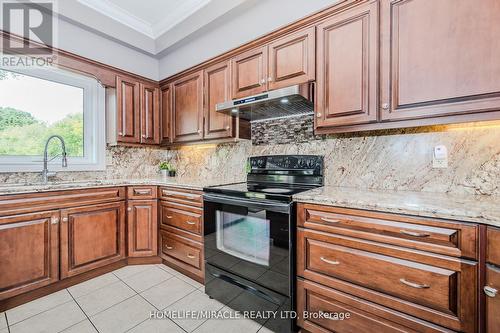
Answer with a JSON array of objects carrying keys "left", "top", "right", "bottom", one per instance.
[
  {"left": 231, "top": 108, "right": 238, "bottom": 113},
  {"left": 280, "top": 98, "right": 289, "bottom": 104}
]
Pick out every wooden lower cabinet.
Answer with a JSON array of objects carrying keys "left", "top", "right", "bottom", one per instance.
[
  {"left": 127, "top": 200, "right": 158, "bottom": 257},
  {"left": 60, "top": 202, "right": 126, "bottom": 278},
  {"left": 297, "top": 203, "right": 478, "bottom": 333},
  {"left": 0, "top": 211, "right": 60, "bottom": 300},
  {"left": 485, "top": 264, "right": 500, "bottom": 333}
]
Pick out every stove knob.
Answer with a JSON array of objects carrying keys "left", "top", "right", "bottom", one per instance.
[
  {"left": 308, "top": 159, "right": 315, "bottom": 167},
  {"left": 258, "top": 159, "right": 266, "bottom": 167}
]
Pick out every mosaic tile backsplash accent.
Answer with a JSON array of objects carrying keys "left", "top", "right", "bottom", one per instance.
[{"left": 1, "top": 116, "right": 499, "bottom": 197}]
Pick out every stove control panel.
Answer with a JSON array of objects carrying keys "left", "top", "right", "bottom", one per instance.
[{"left": 249, "top": 155, "right": 323, "bottom": 174}]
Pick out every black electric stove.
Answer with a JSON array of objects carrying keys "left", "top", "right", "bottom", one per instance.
[{"left": 203, "top": 155, "right": 323, "bottom": 333}]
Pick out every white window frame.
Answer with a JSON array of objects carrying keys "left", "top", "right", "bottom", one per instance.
[{"left": 0, "top": 66, "right": 106, "bottom": 172}]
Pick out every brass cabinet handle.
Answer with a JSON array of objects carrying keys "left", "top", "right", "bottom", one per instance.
[
  {"left": 165, "top": 245, "right": 173, "bottom": 250},
  {"left": 382, "top": 103, "right": 389, "bottom": 110},
  {"left": 320, "top": 257, "right": 340, "bottom": 265},
  {"left": 399, "top": 278, "right": 430, "bottom": 289},
  {"left": 127, "top": 207, "right": 132, "bottom": 211},
  {"left": 62, "top": 217, "right": 69, "bottom": 223},
  {"left": 316, "top": 113, "right": 322, "bottom": 118},
  {"left": 186, "top": 221, "right": 196, "bottom": 225},
  {"left": 51, "top": 218, "right": 59, "bottom": 225},
  {"left": 320, "top": 217, "right": 340, "bottom": 223},
  {"left": 484, "top": 286, "right": 498, "bottom": 298},
  {"left": 118, "top": 132, "right": 123, "bottom": 136},
  {"left": 187, "top": 253, "right": 195, "bottom": 259},
  {"left": 400, "top": 230, "right": 431, "bottom": 238},
  {"left": 134, "top": 189, "right": 151, "bottom": 195},
  {"left": 166, "top": 215, "right": 173, "bottom": 219}
]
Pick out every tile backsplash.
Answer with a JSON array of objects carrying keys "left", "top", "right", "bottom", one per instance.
[{"left": 1, "top": 117, "right": 499, "bottom": 197}]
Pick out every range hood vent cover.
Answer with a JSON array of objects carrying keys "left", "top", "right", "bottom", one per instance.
[{"left": 216, "top": 84, "right": 314, "bottom": 122}]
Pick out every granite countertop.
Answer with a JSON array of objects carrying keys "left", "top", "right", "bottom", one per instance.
[
  {"left": 0, "top": 177, "right": 232, "bottom": 195},
  {"left": 293, "top": 186, "right": 500, "bottom": 227}
]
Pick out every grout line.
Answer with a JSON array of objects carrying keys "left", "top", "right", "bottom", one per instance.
[
  {"left": 4, "top": 312, "right": 11, "bottom": 333},
  {"left": 6, "top": 296, "right": 75, "bottom": 328},
  {"left": 66, "top": 288, "right": 101, "bottom": 333}
]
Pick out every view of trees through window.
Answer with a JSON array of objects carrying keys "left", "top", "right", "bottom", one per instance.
[{"left": 0, "top": 69, "right": 84, "bottom": 157}]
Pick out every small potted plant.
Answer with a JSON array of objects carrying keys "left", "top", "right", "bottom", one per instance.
[{"left": 159, "top": 162, "right": 176, "bottom": 178}]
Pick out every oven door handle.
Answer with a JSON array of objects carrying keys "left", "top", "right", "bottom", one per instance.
[
  {"left": 210, "top": 271, "right": 282, "bottom": 305},
  {"left": 203, "top": 194, "right": 291, "bottom": 213}
]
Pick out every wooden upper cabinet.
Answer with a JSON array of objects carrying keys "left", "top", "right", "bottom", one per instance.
[
  {"left": 231, "top": 46, "right": 268, "bottom": 99},
  {"left": 315, "top": 0, "right": 379, "bottom": 130},
  {"left": 204, "top": 60, "right": 233, "bottom": 139},
  {"left": 60, "top": 202, "right": 125, "bottom": 278},
  {"left": 0, "top": 211, "right": 59, "bottom": 300},
  {"left": 160, "top": 84, "right": 172, "bottom": 145},
  {"left": 127, "top": 200, "right": 158, "bottom": 257},
  {"left": 268, "top": 26, "right": 315, "bottom": 90},
  {"left": 116, "top": 76, "right": 140, "bottom": 143},
  {"left": 139, "top": 83, "right": 160, "bottom": 144},
  {"left": 380, "top": 0, "right": 500, "bottom": 121},
  {"left": 172, "top": 71, "right": 204, "bottom": 143}
]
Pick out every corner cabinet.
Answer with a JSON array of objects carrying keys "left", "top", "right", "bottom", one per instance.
[
  {"left": 0, "top": 211, "right": 60, "bottom": 300},
  {"left": 60, "top": 202, "right": 126, "bottom": 279},
  {"left": 486, "top": 227, "right": 500, "bottom": 333},
  {"left": 172, "top": 71, "right": 204, "bottom": 143},
  {"left": 380, "top": 0, "right": 500, "bottom": 122},
  {"left": 116, "top": 76, "right": 160, "bottom": 145},
  {"left": 160, "top": 84, "right": 172, "bottom": 145},
  {"left": 315, "top": 0, "right": 378, "bottom": 130}
]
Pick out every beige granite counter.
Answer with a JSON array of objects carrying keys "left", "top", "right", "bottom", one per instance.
[
  {"left": 293, "top": 186, "right": 500, "bottom": 227},
  {"left": 0, "top": 177, "right": 233, "bottom": 196}
]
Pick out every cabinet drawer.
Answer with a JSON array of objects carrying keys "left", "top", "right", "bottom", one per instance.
[
  {"left": 159, "top": 230, "right": 202, "bottom": 270},
  {"left": 297, "top": 228, "right": 477, "bottom": 332},
  {"left": 127, "top": 186, "right": 157, "bottom": 200},
  {"left": 159, "top": 202, "right": 202, "bottom": 236},
  {"left": 297, "top": 278, "right": 453, "bottom": 333},
  {"left": 487, "top": 227, "right": 500, "bottom": 266},
  {"left": 159, "top": 187, "right": 203, "bottom": 207},
  {"left": 486, "top": 264, "right": 500, "bottom": 333},
  {"left": 298, "top": 203, "right": 478, "bottom": 259}
]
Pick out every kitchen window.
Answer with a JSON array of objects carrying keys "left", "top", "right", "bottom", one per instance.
[{"left": 0, "top": 67, "right": 105, "bottom": 172}]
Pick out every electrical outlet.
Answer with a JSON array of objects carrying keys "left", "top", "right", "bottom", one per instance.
[{"left": 432, "top": 145, "right": 448, "bottom": 168}]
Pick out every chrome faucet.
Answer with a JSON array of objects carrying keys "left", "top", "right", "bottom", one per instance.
[{"left": 42, "top": 135, "right": 68, "bottom": 183}]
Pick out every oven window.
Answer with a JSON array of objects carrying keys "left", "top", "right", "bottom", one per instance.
[{"left": 216, "top": 210, "right": 270, "bottom": 266}]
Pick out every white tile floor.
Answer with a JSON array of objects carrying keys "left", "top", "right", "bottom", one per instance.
[{"left": 1, "top": 264, "right": 274, "bottom": 333}]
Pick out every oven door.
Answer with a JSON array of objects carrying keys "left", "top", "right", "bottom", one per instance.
[{"left": 204, "top": 194, "right": 292, "bottom": 297}]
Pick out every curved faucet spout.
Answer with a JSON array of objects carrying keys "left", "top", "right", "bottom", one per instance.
[{"left": 42, "top": 135, "right": 68, "bottom": 183}]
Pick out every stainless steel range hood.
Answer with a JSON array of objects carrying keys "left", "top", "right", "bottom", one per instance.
[{"left": 216, "top": 83, "right": 314, "bottom": 122}]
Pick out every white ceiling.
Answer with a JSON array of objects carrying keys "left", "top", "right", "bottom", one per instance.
[{"left": 53, "top": 0, "right": 250, "bottom": 56}]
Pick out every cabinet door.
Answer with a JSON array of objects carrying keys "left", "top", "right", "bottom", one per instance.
[
  {"left": 0, "top": 211, "right": 59, "bottom": 300},
  {"left": 160, "top": 84, "right": 172, "bottom": 145},
  {"left": 231, "top": 46, "right": 268, "bottom": 99},
  {"left": 380, "top": 0, "right": 500, "bottom": 121},
  {"left": 127, "top": 200, "right": 158, "bottom": 257},
  {"left": 204, "top": 60, "right": 233, "bottom": 139},
  {"left": 60, "top": 202, "right": 125, "bottom": 278},
  {"left": 315, "top": 0, "right": 379, "bottom": 129},
  {"left": 268, "top": 26, "right": 315, "bottom": 90},
  {"left": 172, "top": 71, "right": 204, "bottom": 143},
  {"left": 486, "top": 265, "right": 500, "bottom": 333},
  {"left": 139, "top": 83, "right": 160, "bottom": 144},
  {"left": 116, "top": 76, "right": 140, "bottom": 143}
]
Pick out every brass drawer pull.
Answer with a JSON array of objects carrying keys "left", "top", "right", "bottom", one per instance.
[
  {"left": 320, "top": 217, "right": 340, "bottom": 223},
  {"left": 484, "top": 286, "right": 498, "bottom": 298},
  {"left": 134, "top": 189, "right": 151, "bottom": 195},
  {"left": 186, "top": 221, "right": 196, "bottom": 225},
  {"left": 62, "top": 217, "right": 69, "bottom": 223},
  {"left": 400, "top": 230, "right": 431, "bottom": 238},
  {"left": 399, "top": 278, "right": 430, "bottom": 289},
  {"left": 166, "top": 215, "right": 173, "bottom": 219},
  {"left": 165, "top": 245, "right": 173, "bottom": 250},
  {"left": 320, "top": 257, "right": 340, "bottom": 265},
  {"left": 187, "top": 253, "right": 195, "bottom": 259}
]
